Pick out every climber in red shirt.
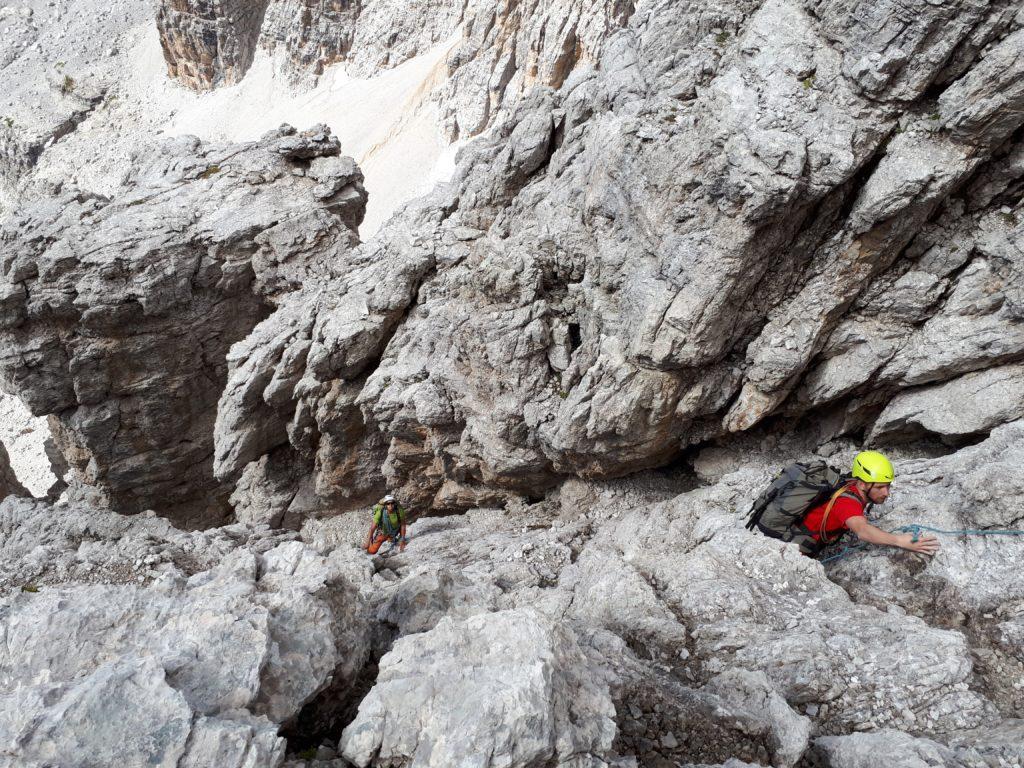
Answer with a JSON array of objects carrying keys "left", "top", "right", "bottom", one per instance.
[{"left": 802, "top": 451, "right": 940, "bottom": 555}]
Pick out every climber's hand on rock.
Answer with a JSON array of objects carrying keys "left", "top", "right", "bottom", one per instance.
[{"left": 898, "top": 533, "right": 940, "bottom": 555}]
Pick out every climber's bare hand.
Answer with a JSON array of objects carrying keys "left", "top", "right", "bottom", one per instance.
[{"left": 898, "top": 533, "right": 940, "bottom": 555}]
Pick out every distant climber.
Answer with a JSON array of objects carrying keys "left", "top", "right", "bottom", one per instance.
[
  {"left": 746, "top": 451, "right": 940, "bottom": 558},
  {"left": 364, "top": 494, "right": 408, "bottom": 554}
]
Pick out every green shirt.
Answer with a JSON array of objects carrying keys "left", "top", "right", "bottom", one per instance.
[{"left": 372, "top": 504, "right": 406, "bottom": 534}]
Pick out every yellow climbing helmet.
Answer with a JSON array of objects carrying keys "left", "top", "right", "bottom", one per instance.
[{"left": 851, "top": 450, "right": 895, "bottom": 484}]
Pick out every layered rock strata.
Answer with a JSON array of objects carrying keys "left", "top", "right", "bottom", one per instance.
[
  {"left": 6, "top": 0, "right": 1024, "bottom": 766},
  {"left": 213, "top": 0, "right": 1024, "bottom": 518},
  {"left": 157, "top": 0, "right": 632, "bottom": 140},
  {"left": 157, "top": 0, "right": 272, "bottom": 90},
  {"left": 0, "top": 125, "right": 366, "bottom": 525}
]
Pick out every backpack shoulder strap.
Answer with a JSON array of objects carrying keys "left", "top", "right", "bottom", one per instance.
[{"left": 818, "top": 484, "right": 865, "bottom": 544}]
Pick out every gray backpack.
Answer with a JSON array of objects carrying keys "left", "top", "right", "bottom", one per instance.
[{"left": 745, "top": 460, "right": 847, "bottom": 554}]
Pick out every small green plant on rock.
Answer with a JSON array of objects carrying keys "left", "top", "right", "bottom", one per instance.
[
  {"left": 198, "top": 165, "right": 222, "bottom": 179},
  {"left": 801, "top": 75, "right": 815, "bottom": 90},
  {"left": 60, "top": 74, "right": 75, "bottom": 95},
  {"left": 715, "top": 30, "right": 729, "bottom": 46},
  {"left": 2, "top": 116, "right": 13, "bottom": 129},
  {"left": 1001, "top": 211, "right": 1019, "bottom": 227}
]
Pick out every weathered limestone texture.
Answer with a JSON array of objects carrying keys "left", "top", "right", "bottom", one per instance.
[
  {"left": 92, "top": 0, "right": 1020, "bottom": 522},
  {"left": 5, "top": 1, "right": 1024, "bottom": 767},
  {"left": 259, "top": 0, "right": 361, "bottom": 79},
  {"left": 0, "top": 496, "right": 371, "bottom": 768},
  {"left": 340, "top": 609, "right": 617, "bottom": 767},
  {"left": 157, "top": 0, "right": 272, "bottom": 90},
  {"left": 0, "top": 125, "right": 365, "bottom": 525}
]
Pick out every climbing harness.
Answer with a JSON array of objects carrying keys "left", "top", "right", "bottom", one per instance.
[{"left": 821, "top": 523, "right": 1024, "bottom": 564}]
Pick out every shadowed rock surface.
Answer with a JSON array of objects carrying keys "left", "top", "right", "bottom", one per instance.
[
  {"left": 0, "top": 439, "right": 27, "bottom": 500},
  {"left": 0, "top": 125, "right": 366, "bottom": 525}
]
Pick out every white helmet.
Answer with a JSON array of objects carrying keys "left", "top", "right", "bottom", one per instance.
[{"left": 381, "top": 494, "right": 396, "bottom": 504}]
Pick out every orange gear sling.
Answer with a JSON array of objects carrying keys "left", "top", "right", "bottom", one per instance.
[{"left": 817, "top": 483, "right": 864, "bottom": 545}]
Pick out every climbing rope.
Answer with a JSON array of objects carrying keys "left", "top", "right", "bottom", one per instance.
[
  {"left": 897, "top": 523, "right": 1024, "bottom": 539},
  {"left": 821, "top": 523, "right": 1024, "bottom": 564}
]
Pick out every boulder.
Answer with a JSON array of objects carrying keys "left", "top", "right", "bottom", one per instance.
[{"left": 340, "top": 608, "right": 617, "bottom": 767}]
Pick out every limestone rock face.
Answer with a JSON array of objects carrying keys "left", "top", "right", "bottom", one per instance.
[
  {"left": 0, "top": 125, "right": 365, "bottom": 525},
  {"left": 8, "top": 0, "right": 1024, "bottom": 766},
  {"left": 103, "top": 0, "right": 1017, "bottom": 522},
  {"left": 12, "top": 0, "right": 1015, "bottom": 523},
  {"left": 156, "top": 0, "right": 466, "bottom": 89},
  {"left": 259, "top": 0, "right": 361, "bottom": 80},
  {"left": 812, "top": 725, "right": 1024, "bottom": 768},
  {"left": 259, "top": 0, "right": 466, "bottom": 84},
  {"left": 824, "top": 421, "right": 1024, "bottom": 719},
  {"left": 156, "top": 0, "right": 272, "bottom": 90},
  {"left": 435, "top": 0, "right": 635, "bottom": 140},
  {"left": 869, "top": 363, "right": 1024, "bottom": 444},
  {"left": 0, "top": 496, "right": 372, "bottom": 768},
  {"left": 311, "top": 422, "right": 1024, "bottom": 767},
  {"left": 3, "top": 426, "right": 1024, "bottom": 766},
  {"left": 157, "top": 0, "right": 627, "bottom": 143}
]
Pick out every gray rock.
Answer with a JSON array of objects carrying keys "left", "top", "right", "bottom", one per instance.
[
  {"left": 705, "top": 669, "right": 811, "bottom": 768},
  {"left": 435, "top": 0, "right": 634, "bottom": 140},
  {"left": 830, "top": 420, "right": 1024, "bottom": 612},
  {"left": 812, "top": 729, "right": 961, "bottom": 768},
  {"left": 6, "top": 3, "right": 1024, "bottom": 764},
  {"left": 161, "top": 0, "right": 628, "bottom": 142},
  {"left": 0, "top": 496, "right": 370, "bottom": 767},
  {"left": 812, "top": 723, "right": 1024, "bottom": 768},
  {"left": 869, "top": 364, "right": 1024, "bottom": 443},
  {"left": 0, "top": 438, "right": 27, "bottom": 501},
  {"left": 262, "top": 0, "right": 466, "bottom": 85},
  {"left": 7, "top": 0, "right": 1024, "bottom": 526},
  {"left": 0, "top": 125, "right": 365, "bottom": 524},
  {"left": 805, "top": 0, "right": 995, "bottom": 102},
  {"left": 259, "top": 0, "right": 361, "bottom": 83},
  {"left": 586, "top": 477, "right": 996, "bottom": 735},
  {"left": 940, "top": 28, "right": 1024, "bottom": 149},
  {"left": 156, "top": 0, "right": 271, "bottom": 90},
  {"left": 340, "top": 608, "right": 617, "bottom": 767}
]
